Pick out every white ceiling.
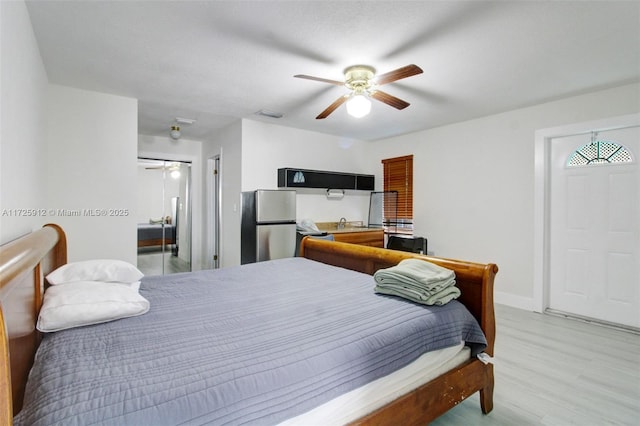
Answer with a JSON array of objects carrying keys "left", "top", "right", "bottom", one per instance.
[{"left": 25, "top": 1, "right": 640, "bottom": 142}]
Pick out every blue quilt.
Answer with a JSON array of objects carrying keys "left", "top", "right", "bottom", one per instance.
[{"left": 16, "top": 257, "right": 486, "bottom": 426}]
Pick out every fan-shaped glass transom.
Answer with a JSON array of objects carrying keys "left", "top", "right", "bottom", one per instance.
[{"left": 567, "top": 140, "right": 633, "bottom": 166}]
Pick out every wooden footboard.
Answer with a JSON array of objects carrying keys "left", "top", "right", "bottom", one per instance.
[{"left": 300, "top": 237, "right": 498, "bottom": 424}]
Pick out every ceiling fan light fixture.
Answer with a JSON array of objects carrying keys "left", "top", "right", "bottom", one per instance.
[
  {"left": 346, "top": 94, "right": 371, "bottom": 118},
  {"left": 170, "top": 125, "right": 181, "bottom": 140},
  {"left": 295, "top": 64, "right": 421, "bottom": 119}
]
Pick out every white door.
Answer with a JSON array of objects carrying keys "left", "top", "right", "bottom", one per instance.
[{"left": 549, "top": 126, "right": 639, "bottom": 328}]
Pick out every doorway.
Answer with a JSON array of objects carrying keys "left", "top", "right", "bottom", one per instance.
[
  {"left": 549, "top": 128, "right": 639, "bottom": 328},
  {"left": 136, "top": 158, "right": 192, "bottom": 275},
  {"left": 534, "top": 114, "right": 640, "bottom": 329}
]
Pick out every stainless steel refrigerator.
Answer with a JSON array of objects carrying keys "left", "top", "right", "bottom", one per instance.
[{"left": 241, "top": 189, "right": 297, "bottom": 264}]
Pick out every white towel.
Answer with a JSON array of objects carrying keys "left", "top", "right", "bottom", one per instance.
[
  {"left": 374, "top": 258, "right": 455, "bottom": 292},
  {"left": 374, "top": 258, "right": 460, "bottom": 305}
]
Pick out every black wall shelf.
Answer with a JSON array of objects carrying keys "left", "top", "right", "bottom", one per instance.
[{"left": 277, "top": 168, "right": 374, "bottom": 191}]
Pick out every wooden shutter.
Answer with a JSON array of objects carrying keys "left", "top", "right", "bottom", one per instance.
[{"left": 382, "top": 155, "right": 413, "bottom": 221}]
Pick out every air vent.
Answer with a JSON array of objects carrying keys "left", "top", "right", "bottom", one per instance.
[{"left": 255, "top": 109, "right": 284, "bottom": 119}]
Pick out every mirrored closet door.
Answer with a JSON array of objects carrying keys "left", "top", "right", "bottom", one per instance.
[{"left": 136, "top": 158, "right": 192, "bottom": 275}]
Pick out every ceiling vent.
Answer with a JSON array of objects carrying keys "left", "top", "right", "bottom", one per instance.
[{"left": 255, "top": 109, "right": 284, "bottom": 119}]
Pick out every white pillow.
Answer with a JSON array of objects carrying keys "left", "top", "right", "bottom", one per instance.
[
  {"left": 37, "top": 282, "right": 150, "bottom": 332},
  {"left": 46, "top": 259, "right": 144, "bottom": 285}
]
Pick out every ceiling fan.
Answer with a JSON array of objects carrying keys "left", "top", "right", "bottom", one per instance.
[{"left": 294, "top": 64, "right": 423, "bottom": 119}]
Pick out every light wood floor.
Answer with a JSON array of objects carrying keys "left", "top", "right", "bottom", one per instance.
[{"left": 431, "top": 304, "right": 640, "bottom": 425}]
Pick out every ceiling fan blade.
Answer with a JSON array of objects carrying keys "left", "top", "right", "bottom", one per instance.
[
  {"left": 294, "top": 74, "right": 344, "bottom": 86},
  {"left": 316, "top": 95, "right": 348, "bottom": 119},
  {"left": 375, "top": 64, "right": 423, "bottom": 85},
  {"left": 370, "top": 90, "right": 410, "bottom": 110}
]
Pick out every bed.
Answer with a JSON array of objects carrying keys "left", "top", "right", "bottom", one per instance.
[
  {"left": 137, "top": 223, "right": 176, "bottom": 248},
  {"left": 0, "top": 224, "right": 498, "bottom": 425}
]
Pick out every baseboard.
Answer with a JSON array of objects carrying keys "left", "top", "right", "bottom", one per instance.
[{"left": 494, "top": 291, "right": 534, "bottom": 311}]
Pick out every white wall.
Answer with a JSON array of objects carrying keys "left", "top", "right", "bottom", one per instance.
[
  {"left": 138, "top": 134, "right": 203, "bottom": 269},
  {"left": 46, "top": 85, "right": 138, "bottom": 263},
  {"left": 241, "top": 120, "right": 371, "bottom": 223},
  {"left": 365, "top": 83, "right": 640, "bottom": 309},
  {"left": 0, "top": 0, "right": 49, "bottom": 244}
]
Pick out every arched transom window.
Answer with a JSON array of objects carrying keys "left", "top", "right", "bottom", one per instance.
[{"left": 567, "top": 138, "right": 633, "bottom": 167}]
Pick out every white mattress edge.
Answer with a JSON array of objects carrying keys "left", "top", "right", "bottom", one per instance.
[{"left": 279, "top": 341, "right": 470, "bottom": 425}]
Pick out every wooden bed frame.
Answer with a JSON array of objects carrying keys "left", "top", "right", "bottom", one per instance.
[{"left": 0, "top": 224, "right": 497, "bottom": 426}]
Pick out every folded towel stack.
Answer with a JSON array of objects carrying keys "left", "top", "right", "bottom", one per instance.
[{"left": 373, "top": 258, "right": 460, "bottom": 306}]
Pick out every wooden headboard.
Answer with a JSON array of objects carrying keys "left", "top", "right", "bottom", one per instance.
[{"left": 0, "top": 224, "right": 67, "bottom": 423}]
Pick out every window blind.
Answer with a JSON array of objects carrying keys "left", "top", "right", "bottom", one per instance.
[{"left": 382, "top": 155, "right": 413, "bottom": 221}]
